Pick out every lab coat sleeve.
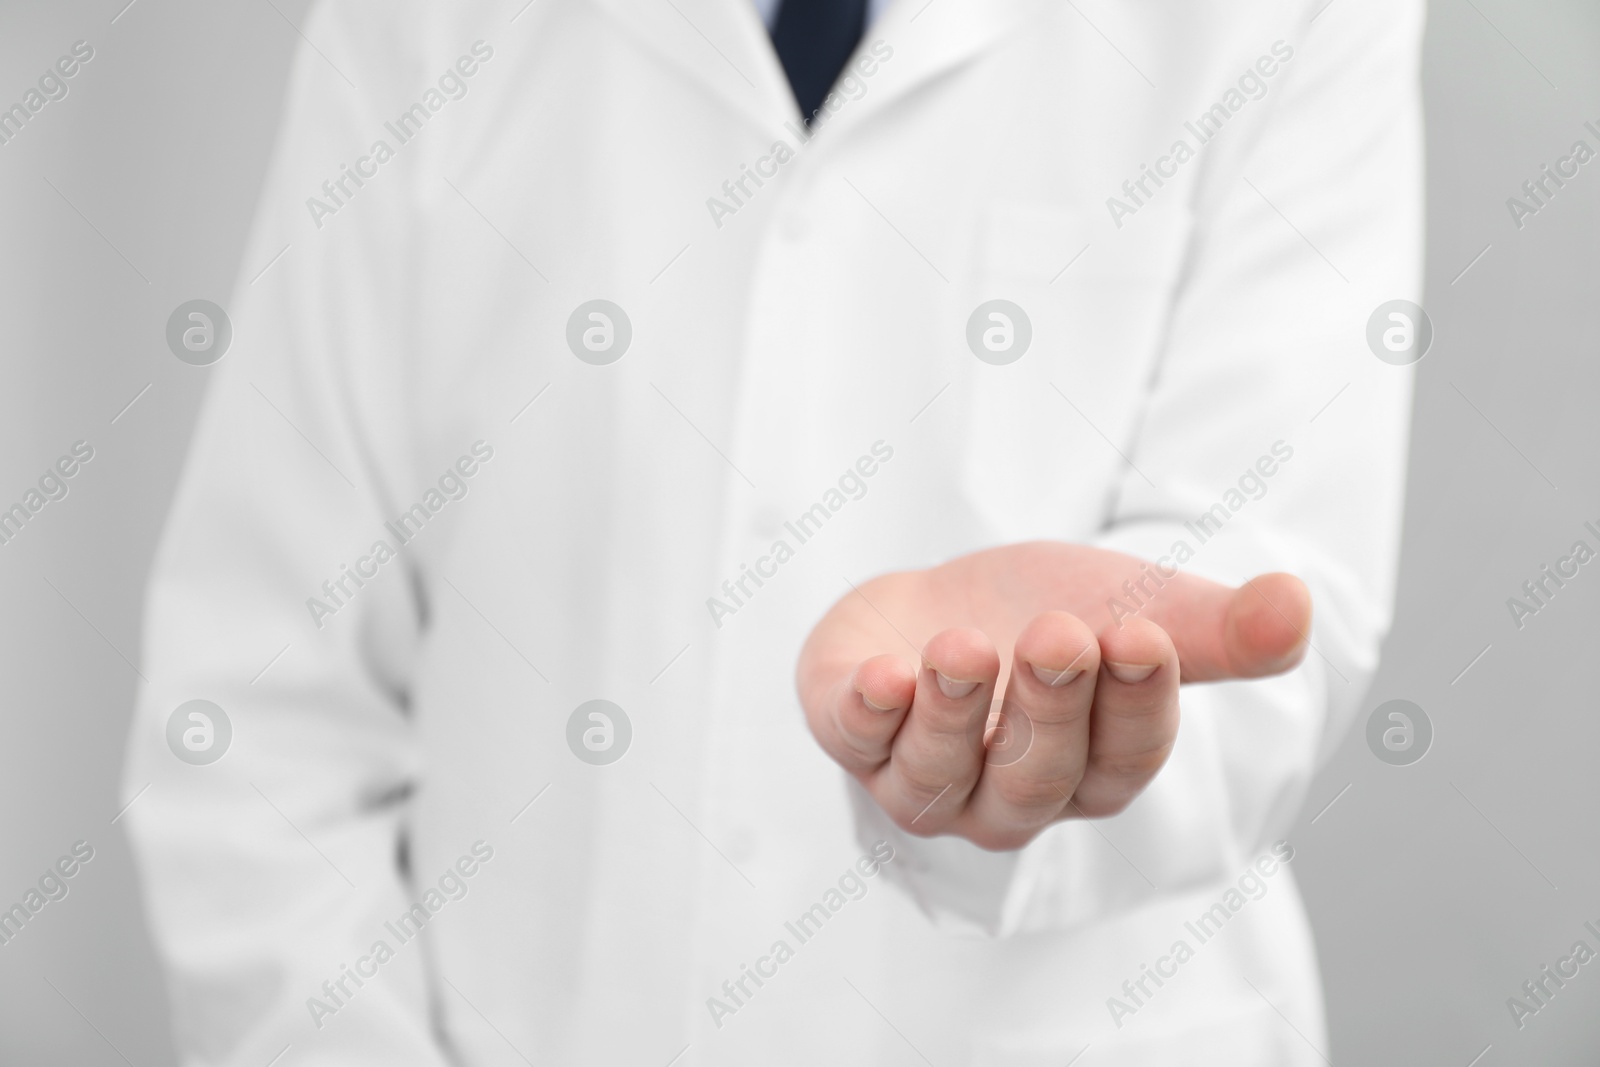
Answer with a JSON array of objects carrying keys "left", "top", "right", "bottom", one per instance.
[
  {"left": 867, "top": 0, "right": 1424, "bottom": 934},
  {"left": 121, "top": 6, "right": 457, "bottom": 1063}
]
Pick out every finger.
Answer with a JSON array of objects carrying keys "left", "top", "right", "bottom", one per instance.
[
  {"left": 1225, "top": 573, "right": 1312, "bottom": 677},
  {"left": 818, "top": 654, "right": 917, "bottom": 777},
  {"left": 872, "top": 628, "right": 998, "bottom": 834},
  {"left": 958, "top": 611, "right": 1100, "bottom": 850},
  {"left": 1132, "top": 570, "right": 1311, "bottom": 683},
  {"left": 1069, "top": 616, "right": 1180, "bottom": 819}
]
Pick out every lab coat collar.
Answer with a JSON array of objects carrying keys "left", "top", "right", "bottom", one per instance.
[
  {"left": 586, "top": 0, "right": 796, "bottom": 132},
  {"left": 585, "top": 0, "right": 1041, "bottom": 136},
  {"left": 864, "top": 0, "right": 1043, "bottom": 114}
]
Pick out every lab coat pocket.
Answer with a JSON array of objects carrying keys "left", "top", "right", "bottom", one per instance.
[{"left": 955, "top": 200, "right": 1192, "bottom": 540}]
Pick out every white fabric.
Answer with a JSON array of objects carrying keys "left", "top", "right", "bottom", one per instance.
[{"left": 123, "top": 0, "right": 1423, "bottom": 1064}]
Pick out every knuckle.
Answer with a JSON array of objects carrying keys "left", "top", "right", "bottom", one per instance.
[
  {"left": 1086, "top": 743, "right": 1173, "bottom": 782},
  {"left": 917, "top": 700, "right": 980, "bottom": 737},
  {"left": 1102, "top": 693, "right": 1175, "bottom": 725},
  {"left": 896, "top": 758, "right": 967, "bottom": 799},
  {"left": 992, "top": 773, "right": 1073, "bottom": 813},
  {"left": 884, "top": 769, "right": 972, "bottom": 833},
  {"left": 1023, "top": 698, "right": 1093, "bottom": 730},
  {"left": 837, "top": 723, "right": 889, "bottom": 765}
]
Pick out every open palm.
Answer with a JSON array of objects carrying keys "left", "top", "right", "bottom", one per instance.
[{"left": 796, "top": 541, "right": 1311, "bottom": 850}]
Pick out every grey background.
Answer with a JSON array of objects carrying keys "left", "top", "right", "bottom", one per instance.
[{"left": 0, "top": 1, "right": 1594, "bottom": 1063}]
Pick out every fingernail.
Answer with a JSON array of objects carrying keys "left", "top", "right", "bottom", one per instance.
[
  {"left": 1106, "top": 662, "right": 1158, "bottom": 684},
  {"left": 859, "top": 689, "right": 898, "bottom": 713},
  {"left": 1031, "top": 663, "right": 1083, "bottom": 687},
  {"left": 935, "top": 672, "right": 979, "bottom": 699}
]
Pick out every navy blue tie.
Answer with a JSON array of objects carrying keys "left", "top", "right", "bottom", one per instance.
[{"left": 771, "top": 0, "right": 868, "bottom": 125}]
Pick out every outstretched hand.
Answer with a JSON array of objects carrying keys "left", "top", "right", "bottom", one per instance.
[{"left": 796, "top": 542, "right": 1311, "bottom": 851}]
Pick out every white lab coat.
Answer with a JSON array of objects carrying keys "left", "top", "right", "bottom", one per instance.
[{"left": 124, "top": 1, "right": 1422, "bottom": 1064}]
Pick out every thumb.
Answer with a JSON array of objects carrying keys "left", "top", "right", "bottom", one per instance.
[{"left": 1140, "top": 572, "right": 1312, "bottom": 683}]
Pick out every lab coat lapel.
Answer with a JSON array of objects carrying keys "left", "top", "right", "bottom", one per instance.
[
  {"left": 854, "top": 0, "right": 1042, "bottom": 124},
  {"left": 586, "top": 0, "right": 796, "bottom": 131}
]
